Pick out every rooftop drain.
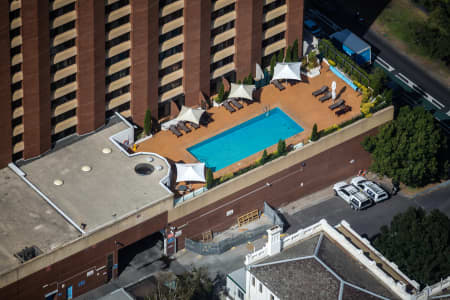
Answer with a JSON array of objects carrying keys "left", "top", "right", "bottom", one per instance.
[
  {"left": 102, "top": 147, "right": 112, "bottom": 154},
  {"left": 134, "top": 163, "right": 154, "bottom": 176},
  {"left": 81, "top": 165, "right": 92, "bottom": 172},
  {"left": 53, "top": 179, "right": 64, "bottom": 186}
]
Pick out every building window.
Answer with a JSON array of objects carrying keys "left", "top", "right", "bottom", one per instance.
[
  {"left": 159, "top": 9, "right": 183, "bottom": 26},
  {"left": 51, "top": 108, "right": 76, "bottom": 126},
  {"left": 211, "top": 3, "right": 235, "bottom": 20},
  {"left": 12, "top": 116, "right": 22, "bottom": 128},
  {"left": 159, "top": 61, "right": 183, "bottom": 78},
  {"left": 50, "top": 73, "right": 76, "bottom": 91},
  {"left": 263, "top": 0, "right": 286, "bottom": 14},
  {"left": 210, "top": 55, "right": 233, "bottom": 73},
  {"left": 9, "top": 27, "right": 20, "bottom": 40},
  {"left": 159, "top": 44, "right": 183, "bottom": 61},
  {"left": 210, "top": 70, "right": 235, "bottom": 95},
  {"left": 105, "top": 15, "right": 130, "bottom": 32},
  {"left": 12, "top": 99, "right": 22, "bottom": 110},
  {"left": 10, "top": 46, "right": 21, "bottom": 57},
  {"left": 106, "top": 50, "right": 130, "bottom": 67},
  {"left": 49, "top": 2, "right": 75, "bottom": 20},
  {"left": 105, "top": 0, "right": 130, "bottom": 14},
  {"left": 211, "top": 38, "right": 234, "bottom": 55},
  {"left": 12, "top": 134, "right": 23, "bottom": 145},
  {"left": 259, "top": 283, "right": 262, "bottom": 293},
  {"left": 106, "top": 32, "right": 130, "bottom": 49},
  {"left": 211, "top": 20, "right": 235, "bottom": 39},
  {"left": 9, "top": 9, "right": 20, "bottom": 20},
  {"left": 51, "top": 56, "right": 76, "bottom": 73},
  {"left": 158, "top": 101, "right": 171, "bottom": 119},
  {"left": 52, "top": 91, "right": 76, "bottom": 109},
  {"left": 106, "top": 67, "right": 130, "bottom": 84},
  {"left": 106, "top": 101, "right": 130, "bottom": 119},
  {"left": 106, "top": 85, "right": 130, "bottom": 101},
  {"left": 262, "top": 14, "right": 285, "bottom": 31},
  {"left": 262, "top": 32, "right": 285, "bottom": 48},
  {"left": 50, "top": 21, "right": 75, "bottom": 38},
  {"left": 50, "top": 39, "right": 75, "bottom": 56},
  {"left": 159, "top": 27, "right": 183, "bottom": 44},
  {"left": 158, "top": 78, "right": 182, "bottom": 95},
  {"left": 51, "top": 125, "right": 76, "bottom": 144},
  {"left": 238, "top": 290, "right": 244, "bottom": 300},
  {"left": 159, "top": 0, "right": 178, "bottom": 7},
  {"left": 270, "top": 294, "right": 274, "bottom": 300},
  {"left": 11, "top": 81, "right": 22, "bottom": 93},
  {"left": 252, "top": 277, "right": 255, "bottom": 287}
]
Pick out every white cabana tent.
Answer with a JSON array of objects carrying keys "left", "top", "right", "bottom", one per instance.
[
  {"left": 272, "top": 62, "right": 302, "bottom": 81},
  {"left": 227, "top": 83, "right": 255, "bottom": 101},
  {"left": 176, "top": 163, "right": 206, "bottom": 182},
  {"left": 175, "top": 106, "right": 205, "bottom": 125},
  {"left": 255, "top": 63, "right": 264, "bottom": 81}
]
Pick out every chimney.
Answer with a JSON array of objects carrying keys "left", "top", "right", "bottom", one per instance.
[{"left": 267, "top": 225, "right": 282, "bottom": 256}]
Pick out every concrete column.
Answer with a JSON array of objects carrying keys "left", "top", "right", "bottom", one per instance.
[
  {"left": 286, "top": 0, "right": 305, "bottom": 57},
  {"left": 22, "top": 0, "right": 51, "bottom": 159},
  {"left": 184, "top": 0, "right": 211, "bottom": 107},
  {"left": 0, "top": 1, "right": 12, "bottom": 167},
  {"left": 77, "top": 0, "right": 106, "bottom": 134},
  {"left": 235, "top": 0, "right": 263, "bottom": 81},
  {"left": 130, "top": 0, "right": 159, "bottom": 127}
]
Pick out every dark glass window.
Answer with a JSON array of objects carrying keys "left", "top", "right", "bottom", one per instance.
[
  {"left": 262, "top": 14, "right": 285, "bottom": 31},
  {"left": 51, "top": 108, "right": 76, "bottom": 126},
  {"left": 159, "top": 0, "right": 178, "bottom": 7},
  {"left": 210, "top": 70, "right": 235, "bottom": 94},
  {"left": 12, "top": 134, "right": 22, "bottom": 145},
  {"left": 50, "top": 39, "right": 75, "bottom": 56},
  {"left": 105, "top": 32, "right": 130, "bottom": 49},
  {"left": 11, "top": 46, "right": 21, "bottom": 57},
  {"left": 51, "top": 74, "right": 76, "bottom": 91},
  {"left": 159, "top": 27, "right": 183, "bottom": 44},
  {"left": 106, "top": 85, "right": 130, "bottom": 101},
  {"left": 159, "top": 9, "right": 183, "bottom": 26},
  {"left": 11, "top": 63, "right": 21, "bottom": 74},
  {"left": 12, "top": 116, "right": 22, "bottom": 128},
  {"left": 51, "top": 125, "right": 76, "bottom": 144},
  {"left": 51, "top": 56, "right": 76, "bottom": 73},
  {"left": 211, "top": 3, "right": 235, "bottom": 20},
  {"left": 106, "top": 0, "right": 130, "bottom": 14},
  {"left": 106, "top": 50, "right": 130, "bottom": 67},
  {"left": 12, "top": 99, "right": 22, "bottom": 110},
  {"left": 9, "top": 9, "right": 20, "bottom": 20},
  {"left": 49, "top": 3, "right": 75, "bottom": 20},
  {"left": 10, "top": 27, "right": 20, "bottom": 39},
  {"left": 211, "top": 38, "right": 234, "bottom": 55},
  {"left": 50, "top": 21, "right": 75, "bottom": 38},
  {"left": 158, "top": 78, "right": 182, "bottom": 95},
  {"left": 106, "top": 67, "right": 130, "bottom": 84},
  {"left": 211, "top": 20, "right": 234, "bottom": 38},
  {"left": 52, "top": 91, "right": 76, "bottom": 109},
  {"left": 263, "top": 0, "right": 286, "bottom": 14},
  {"left": 262, "top": 32, "right": 285, "bottom": 47},
  {"left": 158, "top": 101, "right": 171, "bottom": 119},
  {"left": 106, "top": 102, "right": 130, "bottom": 119},
  {"left": 12, "top": 151, "right": 23, "bottom": 162},
  {"left": 11, "top": 81, "right": 22, "bottom": 93},
  {"left": 159, "top": 61, "right": 183, "bottom": 78},
  {"left": 159, "top": 44, "right": 183, "bottom": 61},
  {"left": 210, "top": 55, "right": 233, "bottom": 73},
  {"left": 105, "top": 15, "right": 129, "bottom": 32}
]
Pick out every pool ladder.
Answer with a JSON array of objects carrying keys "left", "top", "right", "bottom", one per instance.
[{"left": 263, "top": 105, "right": 270, "bottom": 117}]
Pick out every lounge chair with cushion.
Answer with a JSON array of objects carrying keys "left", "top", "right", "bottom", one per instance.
[
  {"left": 335, "top": 105, "right": 352, "bottom": 116},
  {"left": 319, "top": 92, "right": 332, "bottom": 102},
  {"left": 328, "top": 99, "right": 345, "bottom": 110},
  {"left": 188, "top": 121, "right": 200, "bottom": 129},
  {"left": 177, "top": 122, "right": 191, "bottom": 133},
  {"left": 312, "top": 86, "right": 328, "bottom": 96},
  {"left": 169, "top": 125, "right": 183, "bottom": 137},
  {"left": 230, "top": 99, "right": 243, "bottom": 110},
  {"left": 271, "top": 80, "right": 285, "bottom": 91},
  {"left": 223, "top": 101, "right": 236, "bottom": 113}
]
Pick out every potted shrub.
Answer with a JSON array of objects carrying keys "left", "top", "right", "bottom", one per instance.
[{"left": 302, "top": 51, "right": 321, "bottom": 78}]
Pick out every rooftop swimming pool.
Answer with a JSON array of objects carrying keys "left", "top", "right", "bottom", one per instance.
[{"left": 187, "top": 107, "right": 304, "bottom": 171}]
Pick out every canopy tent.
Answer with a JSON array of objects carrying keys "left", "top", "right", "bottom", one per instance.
[
  {"left": 175, "top": 163, "right": 206, "bottom": 183},
  {"left": 227, "top": 83, "right": 255, "bottom": 101},
  {"left": 255, "top": 63, "right": 264, "bottom": 81},
  {"left": 175, "top": 106, "right": 205, "bottom": 125},
  {"left": 272, "top": 62, "right": 302, "bottom": 81}
]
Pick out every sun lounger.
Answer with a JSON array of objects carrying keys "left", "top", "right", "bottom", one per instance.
[
  {"left": 328, "top": 100, "right": 345, "bottom": 110},
  {"left": 312, "top": 86, "right": 328, "bottom": 96},
  {"left": 319, "top": 92, "right": 332, "bottom": 102},
  {"left": 223, "top": 101, "right": 236, "bottom": 113},
  {"left": 177, "top": 122, "right": 191, "bottom": 133},
  {"left": 335, "top": 105, "right": 352, "bottom": 116},
  {"left": 188, "top": 121, "right": 200, "bottom": 129},
  {"left": 169, "top": 125, "right": 182, "bottom": 137},
  {"left": 230, "top": 99, "right": 243, "bottom": 110},
  {"left": 271, "top": 80, "right": 285, "bottom": 91}
]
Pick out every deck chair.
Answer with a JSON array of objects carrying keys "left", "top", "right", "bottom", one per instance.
[
  {"left": 335, "top": 105, "right": 352, "bottom": 116},
  {"left": 319, "top": 92, "right": 332, "bottom": 102},
  {"left": 169, "top": 125, "right": 182, "bottom": 137},
  {"left": 328, "top": 99, "right": 345, "bottom": 110},
  {"left": 312, "top": 86, "right": 328, "bottom": 96},
  {"left": 177, "top": 122, "right": 191, "bottom": 133},
  {"left": 230, "top": 99, "right": 243, "bottom": 110},
  {"left": 188, "top": 121, "right": 200, "bottom": 129},
  {"left": 223, "top": 101, "right": 236, "bottom": 113},
  {"left": 271, "top": 80, "right": 285, "bottom": 91}
]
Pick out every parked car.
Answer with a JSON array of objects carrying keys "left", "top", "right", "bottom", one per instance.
[
  {"left": 333, "top": 181, "right": 373, "bottom": 210},
  {"left": 351, "top": 176, "right": 389, "bottom": 203},
  {"left": 304, "top": 18, "right": 322, "bottom": 37}
]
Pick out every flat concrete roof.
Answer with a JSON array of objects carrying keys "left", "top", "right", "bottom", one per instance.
[
  {"left": 21, "top": 123, "right": 172, "bottom": 233},
  {"left": 0, "top": 168, "right": 79, "bottom": 273}
]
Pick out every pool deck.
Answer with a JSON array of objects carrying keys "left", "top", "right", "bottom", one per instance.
[{"left": 137, "top": 63, "right": 362, "bottom": 189}]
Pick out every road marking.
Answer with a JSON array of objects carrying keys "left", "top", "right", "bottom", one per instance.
[
  {"left": 375, "top": 57, "right": 395, "bottom": 72},
  {"left": 395, "top": 73, "right": 411, "bottom": 86}
]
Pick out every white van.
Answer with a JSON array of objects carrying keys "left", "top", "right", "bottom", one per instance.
[{"left": 351, "top": 176, "right": 389, "bottom": 203}]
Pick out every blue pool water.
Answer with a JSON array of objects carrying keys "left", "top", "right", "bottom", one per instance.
[{"left": 188, "top": 108, "right": 304, "bottom": 171}]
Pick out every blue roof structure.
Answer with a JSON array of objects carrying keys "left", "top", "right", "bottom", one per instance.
[{"left": 330, "top": 29, "right": 370, "bottom": 54}]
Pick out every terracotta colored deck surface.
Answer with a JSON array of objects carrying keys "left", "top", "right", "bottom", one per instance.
[{"left": 137, "top": 64, "right": 362, "bottom": 188}]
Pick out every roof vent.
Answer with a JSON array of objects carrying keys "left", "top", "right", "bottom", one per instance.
[
  {"left": 102, "top": 147, "right": 112, "bottom": 154},
  {"left": 135, "top": 163, "right": 154, "bottom": 176},
  {"left": 15, "top": 246, "right": 42, "bottom": 263},
  {"left": 53, "top": 179, "right": 64, "bottom": 186},
  {"left": 81, "top": 165, "right": 92, "bottom": 172}
]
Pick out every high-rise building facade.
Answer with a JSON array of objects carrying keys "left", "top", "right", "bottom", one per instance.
[{"left": 0, "top": 0, "right": 304, "bottom": 168}]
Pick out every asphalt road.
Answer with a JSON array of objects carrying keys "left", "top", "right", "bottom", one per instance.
[{"left": 284, "top": 183, "right": 450, "bottom": 239}]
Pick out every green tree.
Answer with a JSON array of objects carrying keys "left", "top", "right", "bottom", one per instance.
[
  {"left": 206, "top": 168, "right": 214, "bottom": 189},
  {"left": 362, "top": 106, "right": 449, "bottom": 187},
  {"left": 277, "top": 139, "right": 286, "bottom": 155},
  {"left": 292, "top": 39, "right": 299, "bottom": 61},
  {"left": 369, "top": 67, "right": 388, "bottom": 96},
  {"left": 270, "top": 55, "right": 277, "bottom": 77},
  {"left": 260, "top": 149, "right": 268, "bottom": 164},
  {"left": 373, "top": 207, "right": 450, "bottom": 287},
  {"left": 216, "top": 83, "right": 224, "bottom": 103},
  {"left": 144, "top": 109, "right": 152, "bottom": 136},
  {"left": 277, "top": 49, "right": 284, "bottom": 62},
  {"left": 285, "top": 46, "right": 292, "bottom": 62},
  {"left": 310, "top": 123, "right": 319, "bottom": 141}
]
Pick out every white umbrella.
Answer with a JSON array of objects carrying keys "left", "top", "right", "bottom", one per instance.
[
  {"left": 255, "top": 63, "right": 264, "bottom": 81},
  {"left": 175, "top": 106, "right": 205, "bottom": 125},
  {"left": 176, "top": 163, "right": 206, "bottom": 183},
  {"left": 227, "top": 83, "right": 255, "bottom": 101},
  {"left": 272, "top": 62, "right": 302, "bottom": 81}
]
